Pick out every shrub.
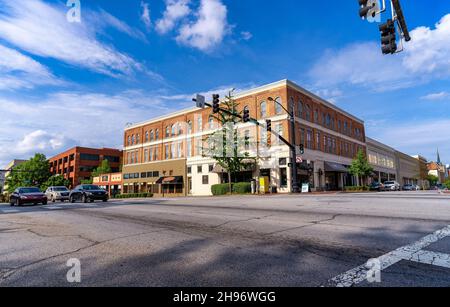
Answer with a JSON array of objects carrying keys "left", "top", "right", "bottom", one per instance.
[
  {"left": 345, "top": 186, "right": 369, "bottom": 192},
  {"left": 212, "top": 184, "right": 231, "bottom": 196},
  {"left": 113, "top": 193, "right": 153, "bottom": 199},
  {"left": 233, "top": 182, "right": 252, "bottom": 194}
]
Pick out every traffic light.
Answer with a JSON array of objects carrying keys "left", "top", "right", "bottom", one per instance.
[
  {"left": 212, "top": 94, "right": 220, "bottom": 114},
  {"left": 266, "top": 119, "right": 272, "bottom": 132},
  {"left": 358, "top": 0, "right": 376, "bottom": 19},
  {"left": 243, "top": 107, "right": 250, "bottom": 123},
  {"left": 299, "top": 144, "right": 305, "bottom": 155},
  {"left": 379, "top": 19, "right": 397, "bottom": 55}
]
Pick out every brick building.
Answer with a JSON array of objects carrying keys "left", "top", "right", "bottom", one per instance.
[
  {"left": 122, "top": 79, "right": 366, "bottom": 196},
  {"left": 49, "top": 147, "right": 122, "bottom": 188}
]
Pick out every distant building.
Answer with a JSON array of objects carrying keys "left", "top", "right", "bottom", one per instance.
[
  {"left": 49, "top": 147, "right": 122, "bottom": 188},
  {"left": 395, "top": 151, "right": 420, "bottom": 186},
  {"left": 427, "top": 149, "right": 446, "bottom": 184},
  {"left": 93, "top": 173, "right": 123, "bottom": 197},
  {"left": 366, "top": 137, "right": 397, "bottom": 183},
  {"left": 412, "top": 155, "right": 430, "bottom": 189},
  {"left": 0, "top": 170, "right": 5, "bottom": 193},
  {"left": 2, "top": 159, "right": 27, "bottom": 194}
]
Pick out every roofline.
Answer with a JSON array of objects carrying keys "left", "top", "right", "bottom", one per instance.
[
  {"left": 366, "top": 137, "right": 397, "bottom": 152},
  {"left": 48, "top": 146, "right": 122, "bottom": 160},
  {"left": 126, "top": 79, "right": 364, "bottom": 131}
]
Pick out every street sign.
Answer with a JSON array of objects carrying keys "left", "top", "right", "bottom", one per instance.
[
  {"left": 296, "top": 156, "right": 303, "bottom": 163},
  {"left": 193, "top": 94, "right": 206, "bottom": 109},
  {"left": 301, "top": 183, "right": 309, "bottom": 193}
]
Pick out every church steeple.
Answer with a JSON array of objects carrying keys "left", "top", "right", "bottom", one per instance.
[{"left": 437, "top": 148, "right": 442, "bottom": 165}]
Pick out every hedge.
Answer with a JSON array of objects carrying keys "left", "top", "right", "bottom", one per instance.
[
  {"left": 211, "top": 182, "right": 252, "bottom": 195},
  {"left": 212, "top": 184, "right": 232, "bottom": 196},
  {"left": 344, "top": 186, "right": 370, "bottom": 192},
  {"left": 113, "top": 193, "right": 153, "bottom": 199},
  {"left": 233, "top": 182, "right": 252, "bottom": 194}
]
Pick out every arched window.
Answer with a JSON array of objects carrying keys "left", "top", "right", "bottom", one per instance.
[
  {"left": 145, "top": 131, "right": 149, "bottom": 143},
  {"left": 326, "top": 114, "right": 331, "bottom": 127},
  {"left": 150, "top": 130, "right": 154, "bottom": 142},
  {"left": 187, "top": 121, "right": 193, "bottom": 134},
  {"left": 298, "top": 100, "right": 303, "bottom": 118},
  {"left": 127, "top": 136, "right": 131, "bottom": 146},
  {"left": 131, "top": 134, "right": 135, "bottom": 145},
  {"left": 171, "top": 124, "right": 176, "bottom": 136},
  {"left": 274, "top": 97, "right": 283, "bottom": 115},
  {"left": 197, "top": 117, "right": 203, "bottom": 132},
  {"left": 136, "top": 134, "right": 140, "bottom": 144},
  {"left": 178, "top": 123, "right": 183, "bottom": 135},
  {"left": 155, "top": 129, "right": 159, "bottom": 140},
  {"left": 165, "top": 126, "right": 170, "bottom": 138},
  {"left": 260, "top": 101, "right": 267, "bottom": 118},
  {"left": 305, "top": 105, "right": 311, "bottom": 121},
  {"left": 314, "top": 109, "right": 319, "bottom": 123},
  {"left": 209, "top": 117, "right": 215, "bottom": 130}
]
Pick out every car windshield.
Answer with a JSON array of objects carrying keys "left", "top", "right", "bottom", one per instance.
[
  {"left": 19, "top": 188, "right": 41, "bottom": 194},
  {"left": 385, "top": 181, "right": 394, "bottom": 184},
  {"left": 53, "top": 187, "right": 69, "bottom": 192},
  {"left": 82, "top": 185, "right": 102, "bottom": 191}
]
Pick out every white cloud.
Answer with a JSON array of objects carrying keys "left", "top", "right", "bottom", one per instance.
[
  {"left": 140, "top": 1, "right": 152, "bottom": 30},
  {"left": 155, "top": 0, "right": 191, "bottom": 34},
  {"left": 240, "top": 31, "right": 253, "bottom": 41},
  {"left": 309, "top": 14, "right": 450, "bottom": 91},
  {"left": 421, "top": 92, "right": 450, "bottom": 101},
  {"left": 176, "top": 0, "right": 229, "bottom": 51},
  {"left": 0, "top": 44, "right": 61, "bottom": 90},
  {"left": 368, "top": 119, "right": 450, "bottom": 163},
  {"left": 92, "top": 9, "right": 148, "bottom": 42},
  {"left": 0, "top": 0, "right": 147, "bottom": 78}
]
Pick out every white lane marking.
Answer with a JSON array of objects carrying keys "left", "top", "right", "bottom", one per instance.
[
  {"left": 408, "top": 250, "right": 450, "bottom": 269},
  {"left": 328, "top": 225, "right": 450, "bottom": 287},
  {"left": 1, "top": 209, "right": 20, "bottom": 213}
]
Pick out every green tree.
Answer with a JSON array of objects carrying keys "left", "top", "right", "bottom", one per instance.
[
  {"left": 91, "top": 159, "right": 112, "bottom": 178},
  {"left": 5, "top": 153, "right": 51, "bottom": 193},
  {"left": 41, "top": 174, "right": 70, "bottom": 192},
  {"left": 444, "top": 179, "right": 450, "bottom": 189},
  {"left": 349, "top": 149, "right": 374, "bottom": 186},
  {"left": 203, "top": 90, "right": 255, "bottom": 194},
  {"left": 426, "top": 174, "right": 439, "bottom": 186}
]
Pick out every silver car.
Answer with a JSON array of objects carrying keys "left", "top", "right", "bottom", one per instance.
[
  {"left": 383, "top": 181, "right": 401, "bottom": 191},
  {"left": 45, "top": 186, "right": 70, "bottom": 202}
]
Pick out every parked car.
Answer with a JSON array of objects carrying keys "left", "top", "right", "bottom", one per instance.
[
  {"left": 9, "top": 187, "right": 47, "bottom": 206},
  {"left": 69, "top": 184, "right": 108, "bottom": 203},
  {"left": 413, "top": 184, "right": 421, "bottom": 191},
  {"left": 45, "top": 186, "right": 70, "bottom": 202},
  {"left": 383, "top": 181, "right": 400, "bottom": 191},
  {"left": 402, "top": 184, "right": 414, "bottom": 191},
  {"left": 369, "top": 182, "right": 384, "bottom": 192}
]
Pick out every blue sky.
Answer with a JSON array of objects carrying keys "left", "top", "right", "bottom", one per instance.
[{"left": 0, "top": 0, "right": 449, "bottom": 167}]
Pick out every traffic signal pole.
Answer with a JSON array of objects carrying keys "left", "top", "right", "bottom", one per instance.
[{"left": 194, "top": 94, "right": 301, "bottom": 193}]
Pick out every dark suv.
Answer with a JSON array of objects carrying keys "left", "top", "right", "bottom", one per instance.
[
  {"left": 69, "top": 184, "right": 108, "bottom": 203},
  {"left": 10, "top": 187, "right": 48, "bottom": 206}
]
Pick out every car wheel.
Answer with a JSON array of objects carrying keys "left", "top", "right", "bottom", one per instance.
[
  {"left": 82, "top": 194, "right": 88, "bottom": 203},
  {"left": 70, "top": 195, "right": 76, "bottom": 203},
  {"left": 103, "top": 198, "right": 108, "bottom": 202},
  {"left": 42, "top": 200, "right": 47, "bottom": 206},
  {"left": 16, "top": 199, "right": 21, "bottom": 207}
]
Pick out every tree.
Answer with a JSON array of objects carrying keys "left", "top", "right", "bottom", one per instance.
[
  {"left": 349, "top": 149, "right": 374, "bottom": 186},
  {"left": 203, "top": 90, "right": 255, "bottom": 194},
  {"left": 426, "top": 174, "right": 439, "bottom": 186},
  {"left": 444, "top": 179, "right": 450, "bottom": 190},
  {"left": 41, "top": 175, "right": 70, "bottom": 192},
  {"left": 91, "top": 159, "right": 111, "bottom": 178},
  {"left": 5, "top": 153, "right": 51, "bottom": 193}
]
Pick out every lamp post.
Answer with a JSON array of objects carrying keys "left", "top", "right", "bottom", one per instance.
[{"left": 268, "top": 97, "right": 299, "bottom": 193}]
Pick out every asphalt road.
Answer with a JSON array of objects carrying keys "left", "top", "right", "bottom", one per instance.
[{"left": 1, "top": 191, "right": 450, "bottom": 287}]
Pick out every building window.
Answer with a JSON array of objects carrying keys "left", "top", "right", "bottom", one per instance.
[
  {"left": 316, "top": 132, "right": 321, "bottom": 151},
  {"left": 145, "top": 131, "right": 149, "bottom": 143},
  {"left": 187, "top": 121, "right": 193, "bottom": 134},
  {"left": 244, "top": 129, "right": 250, "bottom": 151},
  {"left": 276, "top": 124, "right": 283, "bottom": 145},
  {"left": 127, "top": 136, "right": 131, "bottom": 146},
  {"left": 165, "top": 144, "right": 169, "bottom": 160},
  {"left": 274, "top": 97, "right": 283, "bottom": 115},
  {"left": 150, "top": 130, "right": 154, "bottom": 142},
  {"left": 209, "top": 164, "right": 214, "bottom": 172},
  {"left": 187, "top": 139, "right": 192, "bottom": 158},
  {"left": 187, "top": 166, "right": 192, "bottom": 174},
  {"left": 171, "top": 125, "right": 176, "bottom": 137},
  {"left": 155, "top": 129, "right": 159, "bottom": 140},
  {"left": 136, "top": 134, "right": 140, "bottom": 144},
  {"left": 202, "top": 175, "right": 209, "bottom": 185},
  {"left": 144, "top": 149, "right": 149, "bottom": 162},
  {"left": 80, "top": 153, "right": 100, "bottom": 161},
  {"left": 209, "top": 117, "right": 215, "bottom": 130},
  {"left": 197, "top": 117, "right": 203, "bottom": 133},
  {"left": 314, "top": 109, "right": 319, "bottom": 123},
  {"left": 297, "top": 99, "right": 303, "bottom": 118},
  {"left": 260, "top": 101, "right": 267, "bottom": 118},
  {"left": 165, "top": 126, "right": 170, "bottom": 138},
  {"left": 306, "top": 129, "right": 313, "bottom": 149},
  {"left": 198, "top": 165, "right": 203, "bottom": 174},
  {"left": 280, "top": 168, "right": 288, "bottom": 187},
  {"left": 305, "top": 104, "right": 311, "bottom": 121}
]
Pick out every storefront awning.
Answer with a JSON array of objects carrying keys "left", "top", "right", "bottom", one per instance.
[
  {"left": 156, "top": 176, "right": 184, "bottom": 184},
  {"left": 324, "top": 162, "right": 349, "bottom": 173}
]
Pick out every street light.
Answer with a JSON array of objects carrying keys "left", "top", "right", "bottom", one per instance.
[{"left": 267, "top": 97, "right": 299, "bottom": 193}]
